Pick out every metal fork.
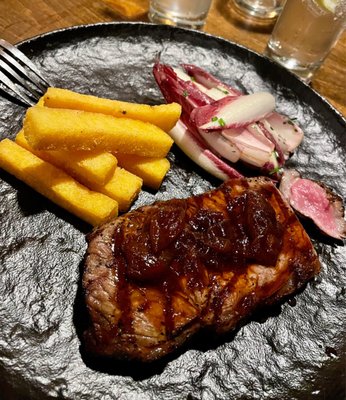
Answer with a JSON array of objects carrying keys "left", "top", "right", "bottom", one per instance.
[{"left": 0, "top": 38, "right": 51, "bottom": 106}]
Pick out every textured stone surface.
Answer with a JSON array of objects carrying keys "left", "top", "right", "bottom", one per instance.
[{"left": 0, "top": 22, "right": 345, "bottom": 400}]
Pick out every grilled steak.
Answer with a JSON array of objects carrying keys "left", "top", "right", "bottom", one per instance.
[
  {"left": 82, "top": 177, "right": 320, "bottom": 362},
  {"left": 279, "top": 169, "right": 346, "bottom": 240}
]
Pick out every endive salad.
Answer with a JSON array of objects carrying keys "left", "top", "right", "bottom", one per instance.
[{"left": 153, "top": 61, "right": 304, "bottom": 181}]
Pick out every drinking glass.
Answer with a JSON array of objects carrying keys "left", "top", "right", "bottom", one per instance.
[
  {"left": 230, "top": 0, "right": 284, "bottom": 19},
  {"left": 148, "top": 0, "right": 213, "bottom": 30},
  {"left": 265, "top": 0, "right": 346, "bottom": 82}
]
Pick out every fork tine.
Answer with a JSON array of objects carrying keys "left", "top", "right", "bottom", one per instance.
[
  {"left": 0, "top": 69, "right": 37, "bottom": 106},
  {"left": 0, "top": 38, "right": 50, "bottom": 106},
  {"left": 0, "top": 51, "right": 49, "bottom": 96},
  {"left": 0, "top": 51, "right": 47, "bottom": 94},
  {"left": 0, "top": 58, "right": 43, "bottom": 98},
  {"left": 0, "top": 39, "right": 51, "bottom": 89}
]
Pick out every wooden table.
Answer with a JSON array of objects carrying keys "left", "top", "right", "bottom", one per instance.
[{"left": 0, "top": 0, "right": 345, "bottom": 115}]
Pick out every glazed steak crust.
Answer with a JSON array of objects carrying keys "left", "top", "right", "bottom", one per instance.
[{"left": 82, "top": 177, "right": 320, "bottom": 362}]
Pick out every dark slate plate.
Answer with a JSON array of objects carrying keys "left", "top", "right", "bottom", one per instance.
[{"left": 0, "top": 22, "right": 345, "bottom": 400}]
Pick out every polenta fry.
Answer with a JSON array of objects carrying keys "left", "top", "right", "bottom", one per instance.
[
  {"left": 114, "top": 153, "right": 170, "bottom": 190},
  {"left": 43, "top": 87, "right": 181, "bottom": 132},
  {"left": 0, "top": 139, "right": 118, "bottom": 226},
  {"left": 16, "top": 130, "right": 117, "bottom": 186},
  {"left": 24, "top": 106, "right": 174, "bottom": 157},
  {"left": 16, "top": 131, "right": 142, "bottom": 211},
  {"left": 91, "top": 167, "right": 143, "bottom": 212}
]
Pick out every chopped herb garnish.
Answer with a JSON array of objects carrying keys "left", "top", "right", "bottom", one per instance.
[
  {"left": 269, "top": 166, "right": 281, "bottom": 175},
  {"left": 216, "top": 87, "right": 229, "bottom": 94},
  {"left": 183, "top": 90, "right": 189, "bottom": 97},
  {"left": 218, "top": 118, "right": 226, "bottom": 127},
  {"left": 211, "top": 116, "right": 226, "bottom": 127},
  {"left": 191, "top": 76, "right": 196, "bottom": 82},
  {"left": 286, "top": 117, "right": 298, "bottom": 125}
]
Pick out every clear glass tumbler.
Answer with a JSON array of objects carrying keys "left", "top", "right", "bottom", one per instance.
[
  {"left": 148, "top": 0, "right": 213, "bottom": 30},
  {"left": 230, "top": 0, "right": 284, "bottom": 19},
  {"left": 265, "top": 0, "right": 346, "bottom": 82}
]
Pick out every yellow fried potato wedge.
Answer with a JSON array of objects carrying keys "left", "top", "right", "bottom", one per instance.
[
  {"left": 24, "top": 106, "right": 174, "bottom": 157},
  {"left": 43, "top": 87, "right": 182, "bottom": 132},
  {"left": 16, "top": 130, "right": 117, "bottom": 186},
  {"left": 114, "top": 153, "right": 170, "bottom": 190},
  {"left": 0, "top": 139, "right": 118, "bottom": 226},
  {"left": 91, "top": 167, "right": 143, "bottom": 212}
]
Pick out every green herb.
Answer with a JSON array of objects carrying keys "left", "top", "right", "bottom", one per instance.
[
  {"left": 191, "top": 76, "right": 196, "bottom": 82},
  {"left": 183, "top": 90, "right": 189, "bottom": 98},
  {"left": 211, "top": 116, "right": 226, "bottom": 127},
  {"left": 217, "top": 87, "right": 230, "bottom": 95},
  {"left": 269, "top": 166, "right": 281, "bottom": 175},
  {"left": 286, "top": 117, "right": 298, "bottom": 126},
  {"left": 218, "top": 118, "right": 226, "bottom": 127}
]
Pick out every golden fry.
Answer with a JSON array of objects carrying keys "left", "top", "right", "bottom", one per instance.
[
  {"left": 43, "top": 87, "right": 182, "bottom": 132},
  {"left": 114, "top": 153, "right": 170, "bottom": 190},
  {"left": 16, "top": 130, "right": 117, "bottom": 186},
  {"left": 0, "top": 139, "right": 118, "bottom": 226},
  {"left": 24, "top": 106, "right": 173, "bottom": 157},
  {"left": 91, "top": 167, "right": 143, "bottom": 212}
]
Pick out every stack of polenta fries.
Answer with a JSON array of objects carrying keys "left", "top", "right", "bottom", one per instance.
[{"left": 0, "top": 88, "right": 181, "bottom": 226}]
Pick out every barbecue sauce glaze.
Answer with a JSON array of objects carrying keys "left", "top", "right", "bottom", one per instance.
[{"left": 112, "top": 183, "right": 284, "bottom": 336}]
